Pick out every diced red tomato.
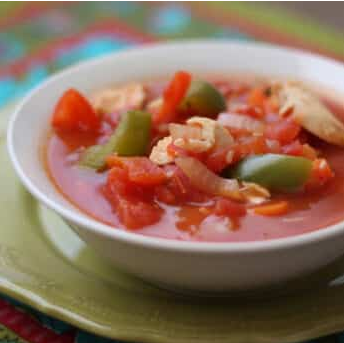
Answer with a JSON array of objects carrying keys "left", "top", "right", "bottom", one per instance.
[
  {"left": 205, "top": 148, "right": 231, "bottom": 173},
  {"left": 214, "top": 198, "right": 246, "bottom": 217},
  {"left": 282, "top": 140, "right": 304, "bottom": 156},
  {"left": 233, "top": 136, "right": 269, "bottom": 162},
  {"left": 306, "top": 158, "right": 334, "bottom": 189},
  {"left": 264, "top": 96, "right": 280, "bottom": 114},
  {"left": 106, "top": 166, "right": 138, "bottom": 198},
  {"left": 302, "top": 144, "right": 318, "bottom": 160},
  {"left": 265, "top": 119, "right": 301, "bottom": 145},
  {"left": 313, "top": 159, "right": 334, "bottom": 182},
  {"left": 114, "top": 196, "right": 163, "bottom": 229},
  {"left": 247, "top": 87, "right": 266, "bottom": 111},
  {"left": 105, "top": 189, "right": 163, "bottom": 229},
  {"left": 235, "top": 104, "right": 264, "bottom": 119},
  {"left": 265, "top": 139, "right": 281, "bottom": 153},
  {"left": 282, "top": 140, "right": 317, "bottom": 160},
  {"left": 106, "top": 156, "right": 167, "bottom": 186},
  {"left": 104, "top": 166, "right": 163, "bottom": 229},
  {"left": 155, "top": 165, "right": 208, "bottom": 205},
  {"left": 52, "top": 89, "right": 100, "bottom": 133},
  {"left": 153, "top": 71, "right": 191, "bottom": 124}
]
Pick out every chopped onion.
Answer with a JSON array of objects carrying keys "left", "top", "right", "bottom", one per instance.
[
  {"left": 175, "top": 156, "right": 244, "bottom": 201},
  {"left": 218, "top": 112, "right": 265, "bottom": 133},
  {"left": 214, "top": 125, "right": 234, "bottom": 149}
]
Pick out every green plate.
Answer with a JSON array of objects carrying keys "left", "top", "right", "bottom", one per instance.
[{"left": 3, "top": 103, "right": 344, "bottom": 343}]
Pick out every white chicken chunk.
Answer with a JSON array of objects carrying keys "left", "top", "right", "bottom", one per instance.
[
  {"left": 149, "top": 117, "right": 234, "bottom": 165},
  {"left": 277, "top": 82, "right": 344, "bottom": 146},
  {"left": 149, "top": 136, "right": 174, "bottom": 165},
  {"left": 91, "top": 83, "right": 146, "bottom": 115},
  {"left": 177, "top": 116, "right": 234, "bottom": 153}
]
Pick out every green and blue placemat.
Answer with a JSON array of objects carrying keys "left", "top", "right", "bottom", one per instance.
[{"left": 1, "top": 2, "right": 344, "bottom": 342}]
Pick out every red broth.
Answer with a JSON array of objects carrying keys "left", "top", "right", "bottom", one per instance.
[{"left": 46, "top": 79, "right": 344, "bottom": 242}]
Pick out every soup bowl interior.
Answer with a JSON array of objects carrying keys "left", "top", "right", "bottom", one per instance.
[{"left": 7, "top": 41, "right": 344, "bottom": 292}]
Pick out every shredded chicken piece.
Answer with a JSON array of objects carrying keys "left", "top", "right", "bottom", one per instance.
[
  {"left": 240, "top": 182, "right": 271, "bottom": 205},
  {"left": 174, "top": 137, "right": 210, "bottom": 153},
  {"left": 170, "top": 123, "right": 203, "bottom": 141},
  {"left": 173, "top": 116, "right": 234, "bottom": 153},
  {"left": 150, "top": 116, "right": 234, "bottom": 165},
  {"left": 91, "top": 83, "right": 146, "bottom": 115},
  {"left": 276, "top": 81, "right": 344, "bottom": 146},
  {"left": 186, "top": 117, "right": 217, "bottom": 149},
  {"left": 149, "top": 136, "right": 174, "bottom": 165}
]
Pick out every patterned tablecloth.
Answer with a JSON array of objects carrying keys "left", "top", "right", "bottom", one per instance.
[{"left": 1, "top": 2, "right": 344, "bottom": 342}]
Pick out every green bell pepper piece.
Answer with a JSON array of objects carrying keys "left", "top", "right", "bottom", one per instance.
[
  {"left": 179, "top": 80, "right": 226, "bottom": 117},
  {"left": 225, "top": 154, "right": 313, "bottom": 192},
  {"left": 80, "top": 110, "right": 151, "bottom": 170}
]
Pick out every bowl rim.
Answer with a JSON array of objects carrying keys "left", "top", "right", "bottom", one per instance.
[{"left": 7, "top": 39, "right": 344, "bottom": 253}]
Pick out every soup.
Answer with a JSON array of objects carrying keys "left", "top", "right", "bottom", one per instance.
[{"left": 46, "top": 72, "right": 344, "bottom": 242}]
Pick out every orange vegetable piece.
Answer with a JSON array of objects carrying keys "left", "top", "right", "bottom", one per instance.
[{"left": 253, "top": 201, "right": 289, "bottom": 216}]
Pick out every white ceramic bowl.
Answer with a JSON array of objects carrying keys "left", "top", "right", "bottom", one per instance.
[{"left": 7, "top": 41, "right": 344, "bottom": 292}]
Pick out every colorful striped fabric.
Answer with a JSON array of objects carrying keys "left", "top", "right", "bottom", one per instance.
[
  {"left": 1, "top": 2, "right": 344, "bottom": 342},
  {"left": 1, "top": 2, "right": 344, "bottom": 108}
]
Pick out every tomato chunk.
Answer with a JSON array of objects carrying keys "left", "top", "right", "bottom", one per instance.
[
  {"left": 282, "top": 140, "right": 304, "bottom": 156},
  {"left": 155, "top": 166, "right": 208, "bottom": 204},
  {"left": 114, "top": 196, "right": 163, "bottom": 229},
  {"left": 247, "top": 87, "right": 266, "bottom": 112},
  {"left": 106, "top": 166, "right": 139, "bottom": 198},
  {"left": 104, "top": 166, "right": 163, "bottom": 229},
  {"left": 214, "top": 198, "right": 246, "bottom": 217},
  {"left": 106, "top": 156, "right": 167, "bottom": 186},
  {"left": 234, "top": 104, "right": 264, "bottom": 118},
  {"left": 205, "top": 148, "right": 231, "bottom": 173},
  {"left": 265, "top": 119, "right": 301, "bottom": 145},
  {"left": 233, "top": 136, "right": 269, "bottom": 162},
  {"left": 306, "top": 158, "right": 334, "bottom": 190},
  {"left": 302, "top": 144, "right": 318, "bottom": 160},
  {"left": 52, "top": 89, "right": 100, "bottom": 133}
]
